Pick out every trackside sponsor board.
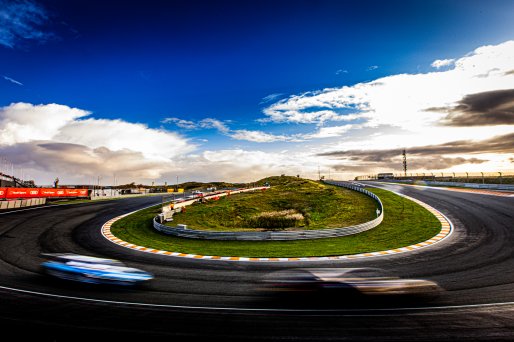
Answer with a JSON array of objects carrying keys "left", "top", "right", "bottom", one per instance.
[
  {"left": 65, "top": 189, "right": 88, "bottom": 197},
  {"left": 2, "top": 188, "right": 89, "bottom": 199},
  {"left": 6, "top": 188, "right": 40, "bottom": 198},
  {"left": 39, "top": 189, "right": 60, "bottom": 197}
]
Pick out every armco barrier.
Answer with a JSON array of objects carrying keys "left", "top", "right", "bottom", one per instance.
[
  {"left": 153, "top": 182, "right": 383, "bottom": 241},
  {"left": 378, "top": 179, "right": 514, "bottom": 191}
]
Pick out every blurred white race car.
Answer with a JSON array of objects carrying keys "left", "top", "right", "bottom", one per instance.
[
  {"left": 259, "top": 267, "right": 441, "bottom": 297},
  {"left": 41, "top": 253, "right": 154, "bottom": 286}
]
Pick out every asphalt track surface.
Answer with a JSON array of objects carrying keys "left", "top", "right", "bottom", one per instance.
[{"left": 0, "top": 184, "right": 513, "bottom": 341}]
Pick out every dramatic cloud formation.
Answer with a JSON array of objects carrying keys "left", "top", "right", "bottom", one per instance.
[
  {"left": 0, "top": 141, "right": 170, "bottom": 179},
  {"left": 261, "top": 41, "right": 514, "bottom": 131},
  {"left": 331, "top": 156, "right": 486, "bottom": 173},
  {"left": 319, "top": 133, "right": 514, "bottom": 172},
  {"left": 0, "top": 103, "right": 194, "bottom": 183},
  {"left": 0, "top": 0, "right": 54, "bottom": 48},
  {"left": 4, "top": 40, "right": 514, "bottom": 184},
  {"left": 435, "top": 89, "right": 514, "bottom": 126},
  {"left": 320, "top": 133, "right": 514, "bottom": 159}
]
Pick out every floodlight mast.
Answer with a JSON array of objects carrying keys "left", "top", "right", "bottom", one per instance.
[{"left": 402, "top": 149, "right": 407, "bottom": 177}]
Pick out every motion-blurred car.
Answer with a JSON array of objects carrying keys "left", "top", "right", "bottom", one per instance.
[
  {"left": 40, "top": 253, "right": 154, "bottom": 286},
  {"left": 259, "top": 267, "right": 441, "bottom": 297}
]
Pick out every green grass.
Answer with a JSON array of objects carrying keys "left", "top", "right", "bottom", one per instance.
[
  {"left": 110, "top": 187, "right": 441, "bottom": 258},
  {"left": 167, "top": 177, "right": 376, "bottom": 231}
]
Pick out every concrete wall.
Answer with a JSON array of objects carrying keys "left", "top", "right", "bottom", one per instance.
[{"left": 0, "top": 198, "right": 46, "bottom": 210}]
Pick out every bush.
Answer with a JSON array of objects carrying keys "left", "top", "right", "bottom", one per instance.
[{"left": 244, "top": 209, "right": 304, "bottom": 230}]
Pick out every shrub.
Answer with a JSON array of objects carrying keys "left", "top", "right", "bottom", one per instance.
[{"left": 245, "top": 209, "right": 304, "bottom": 230}]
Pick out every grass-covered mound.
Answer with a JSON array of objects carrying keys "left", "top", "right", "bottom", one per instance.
[
  {"left": 168, "top": 176, "right": 377, "bottom": 231},
  {"left": 110, "top": 187, "right": 441, "bottom": 257}
]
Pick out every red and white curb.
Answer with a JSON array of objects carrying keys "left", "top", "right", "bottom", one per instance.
[{"left": 101, "top": 192, "right": 453, "bottom": 262}]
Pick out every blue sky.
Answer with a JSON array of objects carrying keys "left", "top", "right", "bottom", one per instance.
[{"left": 1, "top": 0, "right": 514, "bottom": 184}]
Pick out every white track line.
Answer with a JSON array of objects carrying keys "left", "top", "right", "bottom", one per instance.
[{"left": 1, "top": 284, "right": 514, "bottom": 314}]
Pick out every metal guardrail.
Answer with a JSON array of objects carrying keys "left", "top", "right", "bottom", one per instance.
[
  {"left": 376, "top": 179, "right": 514, "bottom": 191},
  {"left": 153, "top": 182, "right": 383, "bottom": 241}
]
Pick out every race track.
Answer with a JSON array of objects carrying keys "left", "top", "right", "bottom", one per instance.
[{"left": 0, "top": 184, "right": 513, "bottom": 341}]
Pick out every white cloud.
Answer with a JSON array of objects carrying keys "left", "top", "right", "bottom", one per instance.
[
  {"left": 163, "top": 116, "right": 307, "bottom": 142},
  {"left": 173, "top": 149, "right": 326, "bottom": 182},
  {"left": 262, "top": 40, "right": 514, "bottom": 134},
  {"left": 261, "top": 102, "right": 364, "bottom": 124},
  {"left": 229, "top": 129, "right": 301, "bottom": 143},
  {"left": 0, "top": 103, "right": 89, "bottom": 144},
  {"left": 431, "top": 58, "right": 455, "bottom": 69},
  {"left": 301, "top": 124, "right": 358, "bottom": 139},
  {"left": 162, "top": 117, "right": 232, "bottom": 134},
  {"left": 6, "top": 40, "right": 514, "bottom": 184},
  {"left": 199, "top": 118, "right": 230, "bottom": 133},
  {"left": 3, "top": 75, "right": 23, "bottom": 86},
  {"left": 161, "top": 117, "right": 198, "bottom": 129},
  {"left": 0, "top": 0, "right": 54, "bottom": 49},
  {"left": 0, "top": 103, "right": 195, "bottom": 183},
  {"left": 260, "top": 93, "right": 284, "bottom": 104},
  {"left": 367, "top": 65, "right": 379, "bottom": 71}
]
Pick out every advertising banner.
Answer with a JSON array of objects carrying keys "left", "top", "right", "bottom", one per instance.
[
  {"left": 39, "top": 188, "right": 60, "bottom": 197},
  {"left": 6, "top": 188, "right": 40, "bottom": 198},
  {"left": 65, "top": 189, "right": 88, "bottom": 197},
  {"left": 2, "top": 188, "right": 89, "bottom": 199}
]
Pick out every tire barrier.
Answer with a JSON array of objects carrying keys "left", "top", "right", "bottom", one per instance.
[{"left": 152, "top": 182, "right": 383, "bottom": 241}]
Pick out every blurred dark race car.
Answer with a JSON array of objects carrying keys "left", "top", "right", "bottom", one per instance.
[
  {"left": 259, "top": 267, "right": 442, "bottom": 298},
  {"left": 41, "top": 253, "right": 154, "bottom": 286}
]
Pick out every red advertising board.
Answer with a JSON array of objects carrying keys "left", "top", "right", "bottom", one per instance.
[
  {"left": 6, "top": 188, "right": 40, "bottom": 199},
  {"left": 39, "top": 188, "right": 60, "bottom": 197},
  {"left": 1, "top": 187, "right": 89, "bottom": 199},
  {"left": 65, "top": 189, "right": 88, "bottom": 197}
]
